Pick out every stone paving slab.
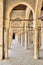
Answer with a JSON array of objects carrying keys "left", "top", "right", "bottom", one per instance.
[{"left": 0, "top": 40, "right": 43, "bottom": 65}]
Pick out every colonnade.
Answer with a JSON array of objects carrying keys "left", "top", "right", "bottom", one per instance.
[
  {"left": 17, "top": 22, "right": 29, "bottom": 49},
  {"left": 17, "top": 21, "right": 40, "bottom": 59},
  {"left": 4, "top": 19, "right": 42, "bottom": 60},
  {"left": 1, "top": 0, "right": 42, "bottom": 60}
]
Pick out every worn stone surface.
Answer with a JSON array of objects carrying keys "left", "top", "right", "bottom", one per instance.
[{"left": 0, "top": 40, "right": 43, "bottom": 65}]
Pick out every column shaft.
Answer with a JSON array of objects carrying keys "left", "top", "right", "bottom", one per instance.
[
  {"left": 21, "top": 34, "right": 23, "bottom": 46},
  {"left": 34, "top": 29, "right": 39, "bottom": 59},
  {"left": 28, "top": 31, "right": 29, "bottom": 46},
  {"left": 4, "top": 29, "right": 8, "bottom": 59},
  {"left": 25, "top": 32, "right": 28, "bottom": 49}
]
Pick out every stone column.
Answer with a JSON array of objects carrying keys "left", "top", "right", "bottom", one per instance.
[
  {"left": 40, "top": 21, "right": 43, "bottom": 49},
  {"left": 8, "top": 29, "right": 13, "bottom": 48},
  {"left": 34, "top": 28, "right": 39, "bottom": 59},
  {"left": 34, "top": 0, "right": 42, "bottom": 59},
  {"left": 18, "top": 34, "right": 21, "bottom": 44},
  {"left": 20, "top": 34, "right": 21, "bottom": 44},
  {"left": 17, "top": 35, "right": 19, "bottom": 42},
  {"left": 23, "top": 22, "right": 25, "bottom": 46},
  {"left": 40, "top": 30, "right": 43, "bottom": 49},
  {"left": 28, "top": 31, "right": 30, "bottom": 46},
  {"left": 8, "top": 29, "right": 11, "bottom": 48},
  {"left": 23, "top": 33, "right": 25, "bottom": 46},
  {"left": 4, "top": 28, "right": 8, "bottom": 59},
  {"left": 21, "top": 34, "right": 23, "bottom": 46},
  {"left": 25, "top": 32, "right": 28, "bottom": 49},
  {"left": 25, "top": 22, "right": 28, "bottom": 49}
]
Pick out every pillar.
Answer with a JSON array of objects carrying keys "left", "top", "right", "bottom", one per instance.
[
  {"left": 25, "top": 32, "right": 28, "bottom": 49},
  {"left": 24, "top": 22, "right": 28, "bottom": 49},
  {"left": 21, "top": 34, "right": 23, "bottom": 46},
  {"left": 19, "top": 34, "right": 21, "bottom": 44},
  {"left": 8, "top": 29, "right": 13, "bottom": 48},
  {"left": 17, "top": 34, "right": 21, "bottom": 44},
  {"left": 28, "top": 31, "right": 30, "bottom": 46},
  {"left": 34, "top": 0, "right": 42, "bottom": 59},
  {"left": 34, "top": 28, "right": 39, "bottom": 59},
  {"left": 23, "top": 32, "right": 25, "bottom": 46},
  {"left": 4, "top": 29, "right": 8, "bottom": 59},
  {"left": 40, "top": 21, "right": 43, "bottom": 49},
  {"left": 17, "top": 35, "right": 19, "bottom": 42}
]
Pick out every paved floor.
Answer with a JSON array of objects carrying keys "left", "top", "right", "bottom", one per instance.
[{"left": 0, "top": 39, "right": 43, "bottom": 65}]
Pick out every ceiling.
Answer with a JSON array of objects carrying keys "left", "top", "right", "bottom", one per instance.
[{"left": 13, "top": 4, "right": 27, "bottom": 10}]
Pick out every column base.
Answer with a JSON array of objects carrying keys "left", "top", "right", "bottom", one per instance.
[
  {"left": 21, "top": 43, "right": 23, "bottom": 46},
  {"left": 34, "top": 54, "right": 39, "bottom": 59},
  {"left": 25, "top": 45, "right": 28, "bottom": 49},
  {"left": 0, "top": 47, "right": 3, "bottom": 60},
  {"left": 5, "top": 51, "right": 8, "bottom": 59}
]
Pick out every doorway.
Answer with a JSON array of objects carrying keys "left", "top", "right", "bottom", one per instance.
[{"left": 13, "top": 33, "right": 15, "bottom": 39}]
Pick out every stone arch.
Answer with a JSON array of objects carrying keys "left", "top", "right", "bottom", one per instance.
[
  {"left": 5, "top": 2, "right": 35, "bottom": 29},
  {"left": 9, "top": 2, "right": 35, "bottom": 23},
  {"left": 9, "top": 2, "right": 34, "bottom": 17},
  {"left": 7, "top": 2, "right": 35, "bottom": 33},
  {"left": 25, "top": 7, "right": 34, "bottom": 19}
]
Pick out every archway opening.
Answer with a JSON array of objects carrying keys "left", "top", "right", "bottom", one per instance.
[
  {"left": 8, "top": 3, "right": 34, "bottom": 60},
  {"left": 13, "top": 33, "right": 15, "bottom": 39},
  {"left": 27, "top": 10, "right": 34, "bottom": 49},
  {"left": 9, "top": 3, "right": 34, "bottom": 49},
  {"left": 10, "top": 4, "right": 27, "bottom": 46}
]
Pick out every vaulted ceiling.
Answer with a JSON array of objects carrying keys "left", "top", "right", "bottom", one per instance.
[{"left": 13, "top": 4, "right": 27, "bottom": 10}]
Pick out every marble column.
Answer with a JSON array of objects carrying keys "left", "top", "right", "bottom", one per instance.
[
  {"left": 40, "top": 28, "right": 43, "bottom": 49},
  {"left": 21, "top": 34, "right": 23, "bottom": 46},
  {"left": 25, "top": 32, "right": 28, "bottom": 49},
  {"left": 20, "top": 34, "right": 21, "bottom": 44},
  {"left": 18, "top": 34, "right": 21, "bottom": 44},
  {"left": 34, "top": 29, "right": 39, "bottom": 59},
  {"left": 4, "top": 29, "right": 8, "bottom": 59},
  {"left": 25, "top": 22, "right": 28, "bottom": 49},
  {"left": 23, "top": 32, "right": 25, "bottom": 46},
  {"left": 28, "top": 31, "right": 30, "bottom": 47}
]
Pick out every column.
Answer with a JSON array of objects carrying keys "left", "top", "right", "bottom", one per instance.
[
  {"left": 25, "top": 22, "right": 28, "bottom": 49},
  {"left": 40, "top": 29, "right": 43, "bottom": 49},
  {"left": 18, "top": 34, "right": 21, "bottom": 44},
  {"left": 25, "top": 32, "right": 28, "bottom": 49},
  {"left": 28, "top": 31, "right": 30, "bottom": 47},
  {"left": 17, "top": 35, "right": 19, "bottom": 42},
  {"left": 40, "top": 21, "right": 43, "bottom": 49},
  {"left": 21, "top": 34, "right": 23, "bottom": 46},
  {"left": 34, "top": 28, "right": 39, "bottom": 59},
  {"left": 8, "top": 29, "right": 11, "bottom": 48},
  {"left": 23, "top": 22, "right": 25, "bottom": 46},
  {"left": 4, "top": 29, "right": 8, "bottom": 59},
  {"left": 8, "top": 29, "right": 13, "bottom": 48},
  {"left": 20, "top": 34, "right": 21, "bottom": 44}
]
